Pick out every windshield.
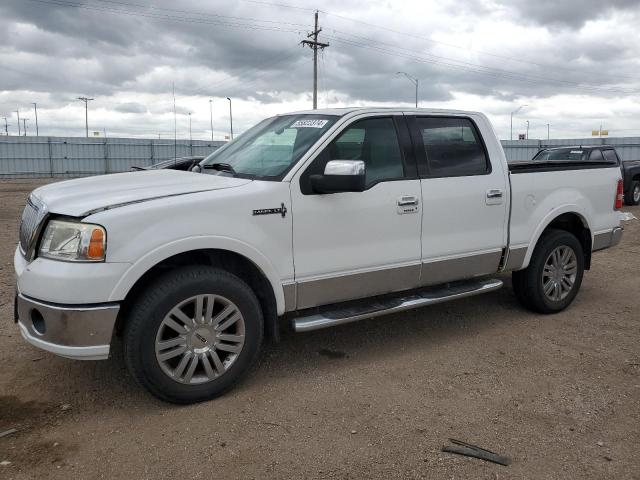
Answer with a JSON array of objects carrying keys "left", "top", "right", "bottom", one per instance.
[
  {"left": 201, "top": 114, "right": 338, "bottom": 178},
  {"left": 532, "top": 148, "right": 587, "bottom": 162}
]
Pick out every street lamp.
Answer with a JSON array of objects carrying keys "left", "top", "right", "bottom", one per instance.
[
  {"left": 209, "top": 99, "right": 214, "bottom": 142},
  {"left": 226, "top": 97, "right": 233, "bottom": 140},
  {"left": 77, "top": 97, "right": 94, "bottom": 138},
  {"left": 510, "top": 104, "right": 527, "bottom": 141},
  {"left": 396, "top": 71, "right": 418, "bottom": 108},
  {"left": 32, "top": 102, "right": 39, "bottom": 136}
]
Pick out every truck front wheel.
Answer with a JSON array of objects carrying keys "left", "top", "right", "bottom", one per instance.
[
  {"left": 512, "top": 229, "right": 585, "bottom": 314},
  {"left": 123, "top": 266, "right": 264, "bottom": 403}
]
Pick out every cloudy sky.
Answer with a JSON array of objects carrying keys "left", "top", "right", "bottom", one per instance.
[{"left": 1, "top": 0, "right": 640, "bottom": 140}]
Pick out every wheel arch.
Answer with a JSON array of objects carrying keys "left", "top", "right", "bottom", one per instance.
[
  {"left": 111, "top": 238, "right": 285, "bottom": 341},
  {"left": 522, "top": 208, "right": 592, "bottom": 270}
]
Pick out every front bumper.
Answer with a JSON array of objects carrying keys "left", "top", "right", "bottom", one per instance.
[{"left": 16, "top": 293, "right": 119, "bottom": 360}]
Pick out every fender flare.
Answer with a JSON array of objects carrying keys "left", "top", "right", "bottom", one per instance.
[
  {"left": 108, "top": 235, "right": 286, "bottom": 315},
  {"left": 521, "top": 205, "right": 591, "bottom": 269}
]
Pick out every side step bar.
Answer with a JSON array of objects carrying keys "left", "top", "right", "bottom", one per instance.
[{"left": 292, "top": 278, "right": 503, "bottom": 333}]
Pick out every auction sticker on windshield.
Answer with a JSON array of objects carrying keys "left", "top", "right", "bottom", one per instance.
[{"left": 290, "top": 119, "right": 329, "bottom": 129}]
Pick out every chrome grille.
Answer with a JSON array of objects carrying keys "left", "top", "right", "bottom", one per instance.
[{"left": 19, "top": 195, "right": 46, "bottom": 257}]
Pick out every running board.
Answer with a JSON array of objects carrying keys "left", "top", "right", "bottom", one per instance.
[{"left": 292, "top": 278, "right": 503, "bottom": 333}]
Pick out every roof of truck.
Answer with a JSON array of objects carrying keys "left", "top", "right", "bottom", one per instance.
[{"left": 282, "top": 107, "right": 480, "bottom": 116}]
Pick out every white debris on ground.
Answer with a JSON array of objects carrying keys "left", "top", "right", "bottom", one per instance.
[{"left": 620, "top": 212, "right": 638, "bottom": 222}]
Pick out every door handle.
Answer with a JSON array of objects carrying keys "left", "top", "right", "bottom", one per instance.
[
  {"left": 486, "top": 189, "right": 503, "bottom": 199},
  {"left": 397, "top": 196, "right": 419, "bottom": 206}
]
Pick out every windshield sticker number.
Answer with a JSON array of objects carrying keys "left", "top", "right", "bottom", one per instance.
[
  {"left": 570, "top": 150, "right": 583, "bottom": 154},
  {"left": 290, "top": 119, "right": 328, "bottom": 129}
]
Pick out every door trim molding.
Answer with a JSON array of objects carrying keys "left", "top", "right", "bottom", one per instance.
[{"left": 285, "top": 251, "right": 503, "bottom": 312}]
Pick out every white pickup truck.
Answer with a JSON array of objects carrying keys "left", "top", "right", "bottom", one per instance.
[{"left": 14, "top": 108, "right": 624, "bottom": 403}]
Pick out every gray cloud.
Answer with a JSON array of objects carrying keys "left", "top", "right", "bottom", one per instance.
[{"left": 0, "top": 0, "right": 639, "bottom": 139}]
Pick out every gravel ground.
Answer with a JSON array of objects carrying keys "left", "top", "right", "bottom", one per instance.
[{"left": 1, "top": 178, "right": 639, "bottom": 479}]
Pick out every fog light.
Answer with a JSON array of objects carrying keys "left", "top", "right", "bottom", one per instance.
[{"left": 30, "top": 309, "right": 45, "bottom": 335}]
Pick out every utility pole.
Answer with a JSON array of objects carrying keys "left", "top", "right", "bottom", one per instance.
[
  {"left": 16, "top": 109, "right": 21, "bottom": 136},
  {"left": 547, "top": 123, "right": 550, "bottom": 141},
  {"left": 22, "top": 118, "right": 29, "bottom": 136},
  {"left": 77, "top": 97, "right": 94, "bottom": 137},
  {"left": 2, "top": 117, "right": 9, "bottom": 136},
  {"left": 32, "top": 102, "right": 39, "bottom": 136},
  {"left": 301, "top": 10, "right": 329, "bottom": 109},
  {"left": 525, "top": 120, "right": 530, "bottom": 140},
  {"left": 396, "top": 72, "right": 419, "bottom": 107},
  {"left": 209, "top": 99, "right": 214, "bottom": 142},
  {"left": 226, "top": 97, "right": 233, "bottom": 140}
]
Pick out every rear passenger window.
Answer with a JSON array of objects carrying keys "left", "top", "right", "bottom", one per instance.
[
  {"left": 602, "top": 149, "right": 619, "bottom": 164},
  {"left": 417, "top": 117, "right": 489, "bottom": 177}
]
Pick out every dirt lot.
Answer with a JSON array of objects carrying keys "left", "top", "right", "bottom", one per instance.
[{"left": 1, "top": 178, "right": 639, "bottom": 479}]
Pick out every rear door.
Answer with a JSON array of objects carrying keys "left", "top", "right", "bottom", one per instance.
[
  {"left": 408, "top": 115, "right": 509, "bottom": 285},
  {"left": 290, "top": 114, "right": 422, "bottom": 309}
]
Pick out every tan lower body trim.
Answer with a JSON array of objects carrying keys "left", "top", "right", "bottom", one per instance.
[{"left": 419, "top": 251, "right": 502, "bottom": 287}]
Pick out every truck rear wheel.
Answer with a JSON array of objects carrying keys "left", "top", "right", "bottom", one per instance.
[
  {"left": 512, "top": 229, "right": 584, "bottom": 314},
  {"left": 626, "top": 181, "right": 640, "bottom": 206},
  {"left": 123, "top": 266, "right": 263, "bottom": 404}
]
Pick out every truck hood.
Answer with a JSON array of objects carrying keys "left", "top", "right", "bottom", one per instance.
[{"left": 32, "top": 170, "right": 252, "bottom": 217}]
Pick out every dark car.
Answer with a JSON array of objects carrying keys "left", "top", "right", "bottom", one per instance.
[
  {"left": 532, "top": 146, "right": 640, "bottom": 205},
  {"left": 130, "top": 156, "right": 204, "bottom": 172}
]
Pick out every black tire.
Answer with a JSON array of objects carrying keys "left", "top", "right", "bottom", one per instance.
[
  {"left": 512, "top": 229, "right": 584, "bottom": 314},
  {"left": 625, "top": 181, "right": 640, "bottom": 206},
  {"left": 123, "top": 266, "right": 263, "bottom": 404}
]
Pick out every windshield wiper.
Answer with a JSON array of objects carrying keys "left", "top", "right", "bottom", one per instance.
[{"left": 202, "top": 162, "right": 236, "bottom": 174}]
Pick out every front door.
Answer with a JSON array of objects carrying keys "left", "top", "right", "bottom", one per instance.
[{"left": 290, "top": 114, "right": 422, "bottom": 309}]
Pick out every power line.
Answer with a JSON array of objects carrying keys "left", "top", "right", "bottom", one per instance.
[
  {"left": 324, "top": 34, "right": 636, "bottom": 96},
  {"left": 27, "top": 0, "right": 305, "bottom": 33},
  {"left": 233, "top": 0, "right": 639, "bottom": 84}
]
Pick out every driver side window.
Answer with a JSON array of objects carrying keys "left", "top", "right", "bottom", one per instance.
[
  {"left": 301, "top": 117, "right": 405, "bottom": 194},
  {"left": 329, "top": 117, "right": 405, "bottom": 186}
]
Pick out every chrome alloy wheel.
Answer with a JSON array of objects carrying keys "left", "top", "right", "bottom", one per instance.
[
  {"left": 542, "top": 246, "right": 578, "bottom": 302},
  {"left": 155, "top": 294, "right": 245, "bottom": 384},
  {"left": 633, "top": 184, "right": 640, "bottom": 204}
]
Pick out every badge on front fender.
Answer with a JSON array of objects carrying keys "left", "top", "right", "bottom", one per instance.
[{"left": 252, "top": 203, "right": 287, "bottom": 218}]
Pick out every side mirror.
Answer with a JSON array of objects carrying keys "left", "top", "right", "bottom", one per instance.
[{"left": 310, "top": 160, "right": 366, "bottom": 194}]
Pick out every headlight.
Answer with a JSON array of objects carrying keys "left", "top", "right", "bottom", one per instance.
[{"left": 39, "top": 220, "right": 106, "bottom": 262}]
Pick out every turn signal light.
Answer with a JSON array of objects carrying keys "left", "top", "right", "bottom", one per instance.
[
  {"left": 87, "top": 228, "right": 105, "bottom": 259},
  {"left": 615, "top": 179, "right": 624, "bottom": 210}
]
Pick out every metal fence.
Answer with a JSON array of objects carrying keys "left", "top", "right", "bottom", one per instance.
[
  {"left": 501, "top": 137, "right": 640, "bottom": 163},
  {"left": 2, "top": 135, "right": 640, "bottom": 178},
  {"left": 0, "top": 136, "right": 225, "bottom": 178}
]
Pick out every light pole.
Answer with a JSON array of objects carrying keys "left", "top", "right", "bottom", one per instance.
[
  {"left": 396, "top": 71, "right": 418, "bottom": 108},
  {"left": 188, "top": 112, "right": 192, "bottom": 142},
  {"left": 226, "top": 97, "right": 233, "bottom": 140},
  {"left": 22, "top": 118, "right": 29, "bottom": 136},
  {"left": 547, "top": 123, "right": 550, "bottom": 141},
  {"left": 2, "top": 117, "right": 8, "bottom": 136},
  {"left": 510, "top": 104, "right": 527, "bottom": 140},
  {"left": 16, "top": 109, "right": 20, "bottom": 136},
  {"left": 77, "top": 97, "right": 94, "bottom": 137},
  {"left": 525, "top": 120, "right": 530, "bottom": 140},
  {"left": 32, "top": 102, "right": 39, "bottom": 136},
  {"left": 209, "top": 99, "right": 214, "bottom": 142}
]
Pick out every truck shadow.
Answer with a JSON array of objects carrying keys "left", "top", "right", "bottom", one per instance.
[{"left": 17, "top": 273, "right": 529, "bottom": 409}]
